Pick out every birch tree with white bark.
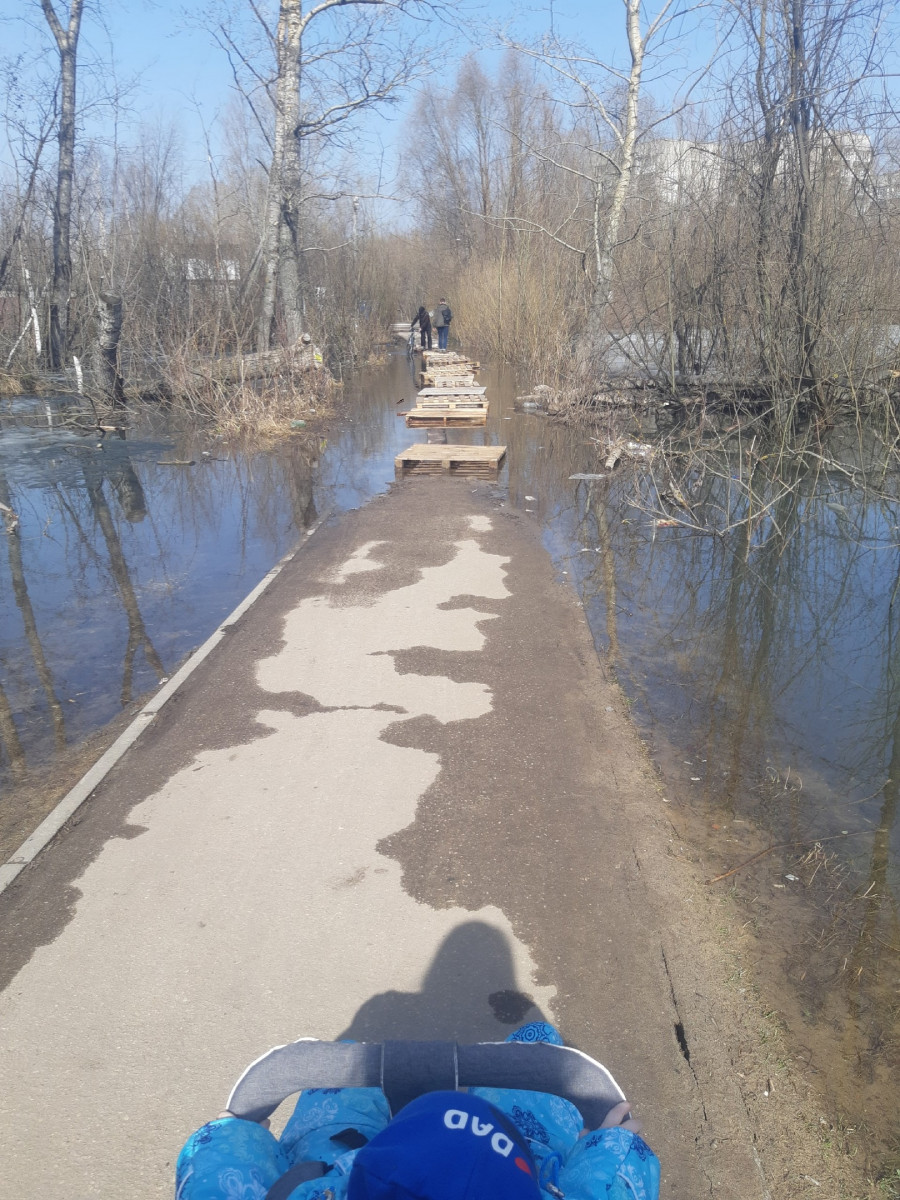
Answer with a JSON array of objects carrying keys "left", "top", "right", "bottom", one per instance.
[
  {"left": 211, "top": 0, "right": 437, "bottom": 351},
  {"left": 39, "top": 0, "right": 83, "bottom": 369},
  {"left": 501, "top": 0, "right": 709, "bottom": 376}
]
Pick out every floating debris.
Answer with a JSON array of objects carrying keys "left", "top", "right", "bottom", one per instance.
[{"left": 0, "top": 500, "right": 18, "bottom": 533}]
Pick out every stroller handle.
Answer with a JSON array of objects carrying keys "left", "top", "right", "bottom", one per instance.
[{"left": 227, "top": 1039, "right": 626, "bottom": 1129}]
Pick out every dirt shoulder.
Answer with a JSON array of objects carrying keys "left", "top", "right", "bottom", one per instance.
[{"left": 0, "top": 478, "right": 864, "bottom": 1197}]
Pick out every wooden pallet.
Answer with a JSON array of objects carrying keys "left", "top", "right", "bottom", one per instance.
[
  {"left": 395, "top": 443, "right": 506, "bottom": 476},
  {"left": 418, "top": 374, "right": 477, "bottom": 388},
  {"left": 424, "top": 364, "right": 479, "bottom": 375},
  {"left": 422, "top": 352, "right": 480, "bottom": 368},
  {"left": 415, "top": 400, "right": 489, "bottom": 415},
  {"left": 421, "top": 358, "right": 478, "bottom": 368},
  {"left": 418, "top": 386, "right": 486, "bottom": 399},
  {"left": 405, "top": 408, "right": 487, "bottom": 427}
]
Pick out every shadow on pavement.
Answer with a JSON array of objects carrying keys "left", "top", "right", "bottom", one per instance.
[{"left": 337, "top": 920, "right": 549, "bottom": 1042}]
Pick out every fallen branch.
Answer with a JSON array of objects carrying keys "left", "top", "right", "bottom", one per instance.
[{"left": 706, "top": 830, "right": 861, "bottom": 884}]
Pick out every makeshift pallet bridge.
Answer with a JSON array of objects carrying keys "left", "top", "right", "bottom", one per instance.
[{"left": 396, "top": 349, "right": 506, "bottom": 477}]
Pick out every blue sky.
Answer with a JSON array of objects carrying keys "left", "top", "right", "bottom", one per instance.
[
  {"left": 8, "top": 0, "right": 894, "bottom": 197},
  {"left": 2, "top": 0, "right": 659, "bottom": 182}
]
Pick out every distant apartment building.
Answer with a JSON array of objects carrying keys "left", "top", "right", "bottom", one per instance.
[
  {"left": 639, "top": 132, "right": 875, "bottom": 206},
  {"left": 184, "top": 258, "right": 240, "bottom": 283},
  {"left": 638, "top": 138, "right": 722, "bottom": 204}
]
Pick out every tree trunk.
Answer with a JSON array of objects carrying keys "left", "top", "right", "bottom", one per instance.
[
  {"left": 202, "top": 337, "right": 322, "bottom": 384},
  {"left": 93, "top": 291, "right": 125, "bottom": 407},
  {"left": 40, "top": 0, "right": 83, "bottom": 370},
  {"left": 786, "top": 0, "right": 821, "bottom": 406},
  {"left": 257, "top": 0, "right": 302, "bottom": 351},
  {"left": 576, "top": 0, "right": 644, "bottom": 377}
]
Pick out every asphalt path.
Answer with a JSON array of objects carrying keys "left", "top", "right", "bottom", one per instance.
[{"left": 0, "top": 478, "right": 769, "bottom": 1198}]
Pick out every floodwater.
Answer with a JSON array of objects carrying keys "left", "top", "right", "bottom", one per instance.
[{"left": 1, "top": 357, "right": 898, "bottom": 1173}]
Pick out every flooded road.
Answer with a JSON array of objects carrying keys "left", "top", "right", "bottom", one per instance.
[{"left": 1, "top": 356, "right": 898, "bottom": 1173}]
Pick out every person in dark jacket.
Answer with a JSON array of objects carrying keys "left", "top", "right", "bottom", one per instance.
[
  {"left": 411, "top": 306, "right": 432, "bottom": 350},
  {"left": 433, "top": 298, "right": 452, "bottom": 350}
]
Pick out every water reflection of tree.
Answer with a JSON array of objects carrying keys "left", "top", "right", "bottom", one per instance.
[
  {"left": 840, "top": 725, "right": 900, "bottom": 1086},
  {"left": 692, "top": 456, "right": 812, "bottom": 821},
  {"left": 0, "top": 468, "right": 67, "bottom": 759},
  {"left": 606, "top": 451, "right": 887, "bottom": 836},
  {"left": 139, "top": 439, "right": 320, "bottom": 573},
  {"left": 484, "top": 381, "right": 898, "bottom": 890},
  {"left": 833, "top": 591, "right": 900, "bottom": 1086},
  {"left": 561, "top": 433, "right": 900, "bottom": 1160},
  {"left": 80, "top": 454, "right": 166, "bottom": 706},
  {"left": 0, "top": 675, "right": 27, "bottom": 781},
  {"left": 0, "top": 423, "right": 325, "bottom": 796}
]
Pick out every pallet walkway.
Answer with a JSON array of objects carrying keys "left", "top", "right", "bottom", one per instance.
[
  {"left": 395, "top": 332, "right": 504, "bottom": 472},
  {"left": 395, "top": 444, "right": 506, "bottom": 477}
]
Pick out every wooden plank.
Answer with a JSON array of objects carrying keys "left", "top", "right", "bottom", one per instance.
[
  {"left": 413, "top": 397, "right": 488, "bottom": 411},
  {"left": 395, "top": 443, "right": 506, "bottom": 477},
  {"left": 396, "top": 444, "right": 505, "bottom": 461},
  {"left": 405, "top": 409, "right": 487, "bottom": 427},
  {"left": 421, "top": 361, "right": 478, "bottom": 371},
  {"left": 418, "top": 374, "right": 477, "bottom": 388},
  {"left": 422, "top": 353, "right": 480, "bottom": 369},
  {"left": 418, "top": 386, "right": 486, "bottom": 397}
]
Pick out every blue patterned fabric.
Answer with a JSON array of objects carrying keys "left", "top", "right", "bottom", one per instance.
[
  {"left": 279, "top": 1087, "right": 390, "bottom": 1166},
  {"left": 175, "top": 1026, "right": 660, "bottom": 1200},
  {"left": 561, "top": 1129, "right": 661, "bottom": 1200},
  {"left": 176, "top": 1117, "right": 288, "bottom": 1200},
  {"left": 505, "top": 1022, "right": 565, "bottom": 1046},
  {"left": 469, "top": 1088, "right": 582, "bottom": 1160}
]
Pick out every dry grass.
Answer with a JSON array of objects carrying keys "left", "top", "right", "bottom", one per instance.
[
  {"left": 0, "top": 370, "right": 52, "bottom": 397},
  {"left": 451, "top": 252, "right": 579, "bottom": 380},
  {"left": 129, "top": 340, "right": 337, "bottom": 435},
  {"left": 212, "top": 377, "right": 333, "bottom": 439}
]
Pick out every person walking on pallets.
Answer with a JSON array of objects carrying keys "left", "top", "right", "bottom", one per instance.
[
  {"left": 433, "top": 298, "right": 452, "bottom": 350},
  {"left": 411, "top": 305, "right": 432, "bottom": 350}
]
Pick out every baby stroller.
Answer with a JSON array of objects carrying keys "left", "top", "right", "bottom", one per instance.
[{"left": 177, "top": 1033, "right": 659, "bottom": 1200}]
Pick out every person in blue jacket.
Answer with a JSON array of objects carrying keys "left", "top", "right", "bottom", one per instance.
[{"left": 176, "top": 1023, "right": 660, "bottom": 1200}]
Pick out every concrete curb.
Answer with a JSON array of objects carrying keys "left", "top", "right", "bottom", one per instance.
[{"left": 0, "top": 514, "right": 331, "bottom": 898}]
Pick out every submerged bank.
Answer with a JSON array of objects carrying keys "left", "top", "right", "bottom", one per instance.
[{"left": 1, "top": 356, "right": 898, "bottom": 1188}]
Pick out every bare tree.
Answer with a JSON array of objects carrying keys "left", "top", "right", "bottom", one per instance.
[
  {"left": 0, "top": 59, "right": 58, "bottom": 300},
  {"left": 717, "top": 0, "right": 887, "bottom": 412},
  {"left": 208, "top": 0, "right": 437, "bottom": 351},
  {"left": 498, "top": 0, "right": 708, "bottom": 376},
  {"left": 39, "top": 0, "right": 83, "bottom": 369}
]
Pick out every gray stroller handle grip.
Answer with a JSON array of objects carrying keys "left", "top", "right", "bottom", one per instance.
[{"left": 227, "top": 1039, "right": 626, "bottom": 1129}]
